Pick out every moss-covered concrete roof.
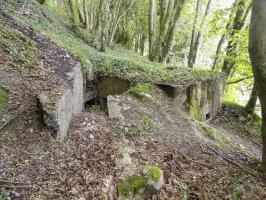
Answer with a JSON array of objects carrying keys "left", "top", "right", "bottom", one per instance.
[{"left": 0, "top": 0, "right": 224, "bottom": 84}]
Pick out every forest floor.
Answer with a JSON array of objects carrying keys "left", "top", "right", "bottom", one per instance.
[
  {"left": 0, "top": 3, "right": 266, "bottom": 200},
  {"left": 1, "top": 82, "right": 266, "bottom": 200}
]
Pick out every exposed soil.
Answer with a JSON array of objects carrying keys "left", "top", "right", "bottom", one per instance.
[{"left": 0, "top": 13, "right": 266, "bottom": 200}]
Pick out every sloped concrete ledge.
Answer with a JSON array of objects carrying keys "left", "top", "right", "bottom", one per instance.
[{"left": 39, "top": 64, "right": 83, "bottom": 141}]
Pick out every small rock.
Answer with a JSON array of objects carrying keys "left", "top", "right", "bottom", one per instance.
[
  {"left": 107, "top": 96, "right": 125, "bottom": 121},
  {"left": 122, "top": 104, "right": 131, "bottom": 111},
  {"left": 140, "top": 92, "right": 153, "bottom": 100},
  {"left": 89, "top": 134, "right": 94, "bottom": 139},
  {"left": 124, "top": 127, "right": 129, "bottom": 134},
  {"left": 82, "top": 121, "right": 87, "bottom": 126},
  {"left": 145, "top": 166, "right": 164, "bottom": 193}
]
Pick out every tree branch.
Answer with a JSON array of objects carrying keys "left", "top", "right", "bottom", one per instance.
[{"left": 226, "top": 75, "right": 253, "bottom": 85}]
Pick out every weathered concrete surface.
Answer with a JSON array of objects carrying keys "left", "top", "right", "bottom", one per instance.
[
  {"left": 97, "top": 77, "right": 131, "bottom": 98},
  {"left": 39, "top": 64, "right": 83, "bottom": 140},
  {"left": 155, "top": 80, "right": 223, "bottom": 121},
  {"left": 187, "top": 80, "right": 224, "bottom": 121},
  {"left": 107, "top": 95, "right": 125, "bottom": 122}
]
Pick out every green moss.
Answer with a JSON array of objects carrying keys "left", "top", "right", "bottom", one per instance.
[
  {"left": 148, "top": 166, "right": 161, "bottom": 183},
  {"left": 86, "top": 105, "right": 106, "bottom": 115},
  {"left": 223, "top": 101, "right": 262, "bottom": 139},
  {"left": 141, "top": 115, "right": 154, "bottom": 132},
  {"left": 127, "top": 83, "right": 153, "bottom": 102},
  {"left": 124, "top": 115, "right": 155, "bottom": 136},
  {"left": 0, "top": 89, "right": 7, "bottom": 106},
  {"left": 117, "top": 176, "right": 147, "bottom": 198},
  {"left": 200, "top": 123, "right": 231, "bottom": 148},
  {"left": 0, "top": 20, "right": 37, "bottom": 70},
  {"left": 187, "top": 85, "right": 203, "bottom": 121}
]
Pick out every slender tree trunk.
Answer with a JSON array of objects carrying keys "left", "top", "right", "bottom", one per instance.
[
  {"left": 149, "top": 0, "right": 157, "bottom": 61},
  {"left": 77, "top": 0, "right": 85, "bottom": 26},
  {"left": 83, "top": 0, "right": 89, "bottom": 29},
  {"left": 140, "top": 34, "right": 146, "bottom": 56},
  {"left": 191, "top": 0, "right": 212, "bottom": 68},
  {"left": 108, "top": 0, "right": 135, "bottom": 47},
  {"left": 188, "top": 0, "right": 201, "bottom": 68},
  {"left": 245, "top": 82, "right": 257, "bottom": 114},
  {"left": 212, "top": 0, "right": 240, "bottom": 70},
  {"left": 249, "top": 0, "right": 266, "bottom": 175},
  {"left": 223, "top": 0, "right": 252, "bottom": 77},
  {"left": 161, "top": 0, "right": 186, "bottom": 62},
  {"left": 67, "top": 0, "right": 76, "bottom": 27},
  {"left": 154, "top": 0, "right": 170, "bottom": 61}
]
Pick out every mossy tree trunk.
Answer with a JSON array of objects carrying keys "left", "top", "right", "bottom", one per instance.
[
  {"left": 149, "top": 0, "right": 186, "bottom": 62},
  {"left": 66, "top": 0, "right": 77, "bottom": 28},
  {"left": 249, "top": 0, "right": 266, "bottom": 175},
  {"left": 222, "top": 0, "right": 252, "bottom": 78}
]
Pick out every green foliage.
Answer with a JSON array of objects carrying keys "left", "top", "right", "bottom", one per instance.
[
  {"left": 200, "top": 123, "right": 232, "bottom": 148},
  {"left": 225, "top": 183, "right": 246, "bottom": 200},
  {"left": 125, "top": 115, "right": 154, "bottom": 136},
  {"left": 117, "top": 176, "right": 147, "bottom": 198},
  {"left": 223, "top": 101, "right": 262, "bottom": 139},
  {"left": 86, "top": 105, "right": 106, "bottom": 115},
  {"left": 0, "top": 89, "right": 7, "bottom": 106},
  {"left": 127, "top": 83, "right": 152, "bottom": 101},
  {"left": 45, "top": 0, "right": 68, "bottom": 17},
  {"left": 140, "top": 115, "right": 154, "bottom": 132},
  {"left": 148, "top": 166, "right": 161, "bottom": 183},
  {"left": 0, "top": 0, "right": 223, "bottom": 83},
  {"left": 0, "top": 188, "right": 11, "bottom": 200}
]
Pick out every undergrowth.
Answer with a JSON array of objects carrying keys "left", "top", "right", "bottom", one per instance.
[
  {"left": 200, "top": 122, "right": 232, "bottom": 148},
  {"left": 0, "top": 0, "right": 223, "bottom": 83},
  {"left": 0, "top": 89, "right": 7, "bottom": 106},
  {"left": 126, "top": 115, "right": 155, "bottom": 136},
  {"left": 0, "top": 19, "right": 37, "bottom": 70},
  {"left": 127, "top": 83, "right": 153, "bottom": 102},
  {"left": 223, "top": 101, "right": 261, "bottom": 139}
]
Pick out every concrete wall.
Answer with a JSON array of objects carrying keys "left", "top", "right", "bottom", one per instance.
[
  {"left": 155, "top": 79, "right": 224, "bottom": 122},
  {"left": 39, "top": 64, "right": 84, "bottom": 141}
]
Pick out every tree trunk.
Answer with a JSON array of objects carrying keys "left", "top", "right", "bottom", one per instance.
[
  {"left": 83, "top": 0, "right": 89, "bottom": 29},
  {"left": 245, "top": 82, "right": 257, "bottom": 114},
  {"left": 223, "top": 0, "right": 252, "bottom": 78},
  {"left": 212, "top": 0, "right": 239, "bottom": 70},
  {"left": 108, "top": 0, "right": 135, "bottom": 47},
  {"left": 77, "top": 0, "right": 85, "bottom": 26},
  {"left": 161, "top": 0, "right": 186, "bottom": 62},
  {"left": 140, "top": 34, "right": 146, "bottom": 56},
  {"left": 67, "top": 0, "right": 76, "bottom": 27},
  {"left": 249, "top": 0, "right": 266, "bottom": 175},
  {"left": 149, "top": 0, "right": 157, "bottom": 61},
  {"left": 188, "top": 0, "right": 201, "bottom": 68},
  {"left": 191, "top": 0, "right": 212, "bottom": 68}
]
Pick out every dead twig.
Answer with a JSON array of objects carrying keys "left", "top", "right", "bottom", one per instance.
[
  {"left": 206, "top": 144, "right": 261, "bottom": 179},
  {"left": 0, "top": 184, "right": 31, "bottom": 189},
  {"left": 176, "top": 149, "right": 215, "bottom": 169},
  {"left": 0, "top": 116, "right": 17, "bottom": 130},
  {"left": 0, "top": 180, "right": 30, "bottom": 185}
]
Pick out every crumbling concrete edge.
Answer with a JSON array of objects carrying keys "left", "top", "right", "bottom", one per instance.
[{"left": 38, "top": 64, "right": 84, "bottom": 141}]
